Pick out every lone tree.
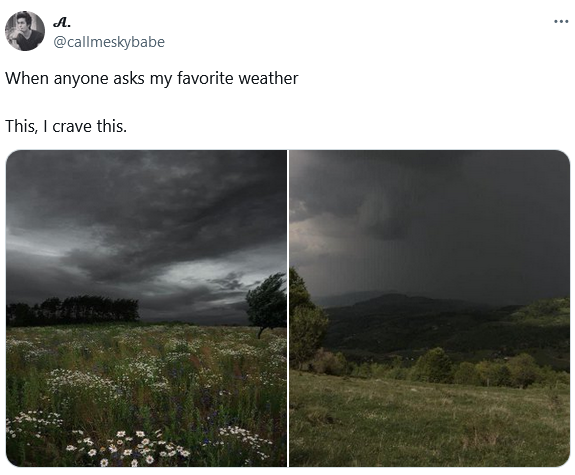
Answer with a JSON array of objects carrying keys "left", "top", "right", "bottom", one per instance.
[
  {"left": 246, "top": 272, "right": 287, "bottom": 339},
  {"left": 288, "top": 267, "right": 329, "bottom": 369}
]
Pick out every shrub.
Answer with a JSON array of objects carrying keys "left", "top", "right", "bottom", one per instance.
[
  {"left": 535, "top": 365, "right": 570, "bottom": 389},
  {"left": 453, "top": 362, "right": 482, "bottom": 386},
  {"left": 310, "top": 349, "right": 348, "bottom": 376},
  {"left": 506, "top": 353, "right": 541, "bottom": 388},
  {"left": 411, "top": 348, "right": 453, "bottom": 383},
  {"left": 476, "top": 361, "right": 512, "bottom": 387},
  {"left": 356, "top": 362, "right": 373, "bottom": 379}
]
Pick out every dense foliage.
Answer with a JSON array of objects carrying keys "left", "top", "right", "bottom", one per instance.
[
  {"left": 306, "top": 346, "right": 569, "bottom": 390},
  {"left": 290, "top": 306, "right": 329, "bottom": 369},
  {"left": 6, "top": 296, "right": 139, "bottom": 326},
  {"left": 411, "top": 347, "right": 453, "bottom": 383},
  {"left": 289, "top": 267, "right": 314, "bottom": 316},
  {"left": 246, "top": 272, "right": 287, "bottom": 338},
  {"left": 288, "top": 268, "right": 329, "bottom": 368}
]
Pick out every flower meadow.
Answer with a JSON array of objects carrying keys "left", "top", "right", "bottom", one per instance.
[{"left": 6, "top": 324, "right": 287, "bottom": 466}]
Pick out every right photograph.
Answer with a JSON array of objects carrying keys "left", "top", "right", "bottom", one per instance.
[{"left": 288, "top": 150, "right": 569, "bottom": 467}]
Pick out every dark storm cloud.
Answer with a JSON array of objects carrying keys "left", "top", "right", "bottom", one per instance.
[
  {"left": 208, "top": 272, "right": 250, "bottom": 291},
  {"left": 7, "top": 151, "right": 287, "bottom": 323},
  {"left": 290, "top": 151, "right": 569, "bottom": 305},
  {"left": 290, "top": 151, "right": 465, "bottom": 240}
]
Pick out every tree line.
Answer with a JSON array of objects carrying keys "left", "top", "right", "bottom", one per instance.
[
  {"left": 306, "top": 347, "right": 569, "bottom": 389},
  {"left": 6, "top": 296, "right": 140, "bottom": 327}
]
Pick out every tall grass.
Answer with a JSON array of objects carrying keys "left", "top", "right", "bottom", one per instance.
[
  {"left": 6, "top": 324, "right": 286, "bottom": 466},
  {"left": 289, "top": 370, "right": 569, "bottom": 467}
]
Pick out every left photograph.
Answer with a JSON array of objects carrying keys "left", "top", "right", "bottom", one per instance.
[{"left": 5, "top": 150, "right": 287, "bottom": 467}]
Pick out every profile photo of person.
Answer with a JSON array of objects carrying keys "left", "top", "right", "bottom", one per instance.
[{"left": 5, "top": 11, "right": 45, "bottom": 51}]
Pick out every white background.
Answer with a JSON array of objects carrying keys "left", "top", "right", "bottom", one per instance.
[{"left": 1, "top": 0, "right": 574, "bottom": 471}]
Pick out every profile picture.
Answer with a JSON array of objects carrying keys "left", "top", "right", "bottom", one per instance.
[{"left": 5, "top": 11, "right": 45, "bottom": 51}]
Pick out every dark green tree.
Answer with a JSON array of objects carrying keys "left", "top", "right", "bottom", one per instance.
[
  {"left": 289, "top": 305, "right": 329, "bottom": 369},
  {"left": 289, "top": 267, "right": 313, "bottom": 316},
  {"left": 507, "top": 353, "right": 541, "bottom": 388},
  {"left": 246, "top": 272, "right": 287, "bottom": 339},
  {"left": 476, "top": 360, "right": 512, "bottom": 387},
  {"left": 453, "top": 362, "right": 481, "bottom": 386},
  {"left": 411, "top": 347, "right": 453, "bottom": 383},
  {"left": 7, "top": 296, "right": 139, "bottom": 327},
  {"left": 288, "top": 268, "right": 329, "bottom": 368}
]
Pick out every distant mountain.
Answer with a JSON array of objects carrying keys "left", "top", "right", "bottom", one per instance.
[
  {"left": 314, "top": 290, "right": 400, "bottom": 308},
  {"left": 322, "top": 294, "right": 569, "bottom": 371},
  {"left": 347, "top": 293, "right": 490, "bottom": 314}
]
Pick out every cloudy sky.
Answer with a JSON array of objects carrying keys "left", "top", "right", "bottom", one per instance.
[
  {"left": 7, "top": 151, "right": 286, "bottom": 324},
  {"left": 290, "top": 151, "right": 569, "bottom": 305}
]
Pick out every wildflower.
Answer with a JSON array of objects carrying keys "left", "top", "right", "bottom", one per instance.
[
  {"left": 168, "top": 450, "right": 176, "bottom": 457},
  {"left": 117, "top": 439, "right": 124, "bottom": 445},
  {"left": 146, "top": 455, "right": 154, "bottom": 464},
  {"left": 180, "top": 450, "right": 190, "bottom": 457},
  {"left": 125, "top": 436, "right": 133, "bottom": 441},
  {"left": 109, "top": 445, "right": 117, "bottom": 453},
  {"left": 131, "top": 460, "right": 138, "bottom": 467},
  {"left": 160, "top": 451, "right": 167, "bottom": 457},
  {"left": 66, "top": 445, "right": 76, "bottom": 451},
  {"left": 123, "top": 449, "right": 132, "bottom": 456},
  {"left": 88, "top": 449, "right": 97, "bottom": 457},
  {"left": 116, "top": 431, "right": 126, "bottom": 437},
  {"left": 136, "top": 431, "right": 145, "bottom": 437},
  {"left": 100, "top": 459, "right": 109, "bottom": 467},
  {"left": 142, "top": 438, "right": 150, "bottom": 445}
]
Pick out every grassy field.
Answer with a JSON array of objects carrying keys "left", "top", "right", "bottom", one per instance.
[
  {"left": 6, "top": 323, "right": 286, "bottom": 467},
  {"left": 289, "top": 370, "right": 569, "bottom": 467}
]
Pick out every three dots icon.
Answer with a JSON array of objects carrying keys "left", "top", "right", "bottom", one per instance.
[{"left": 554, "top": 20, "right": 568, "bottom": 23}]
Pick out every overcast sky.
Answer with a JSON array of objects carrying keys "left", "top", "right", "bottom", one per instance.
[
  {"left": 290, "top": 151, "right": 569, "bottom": 305},
  {"left": 7, "top": 151, "right": 286, "bottom": 324}
]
